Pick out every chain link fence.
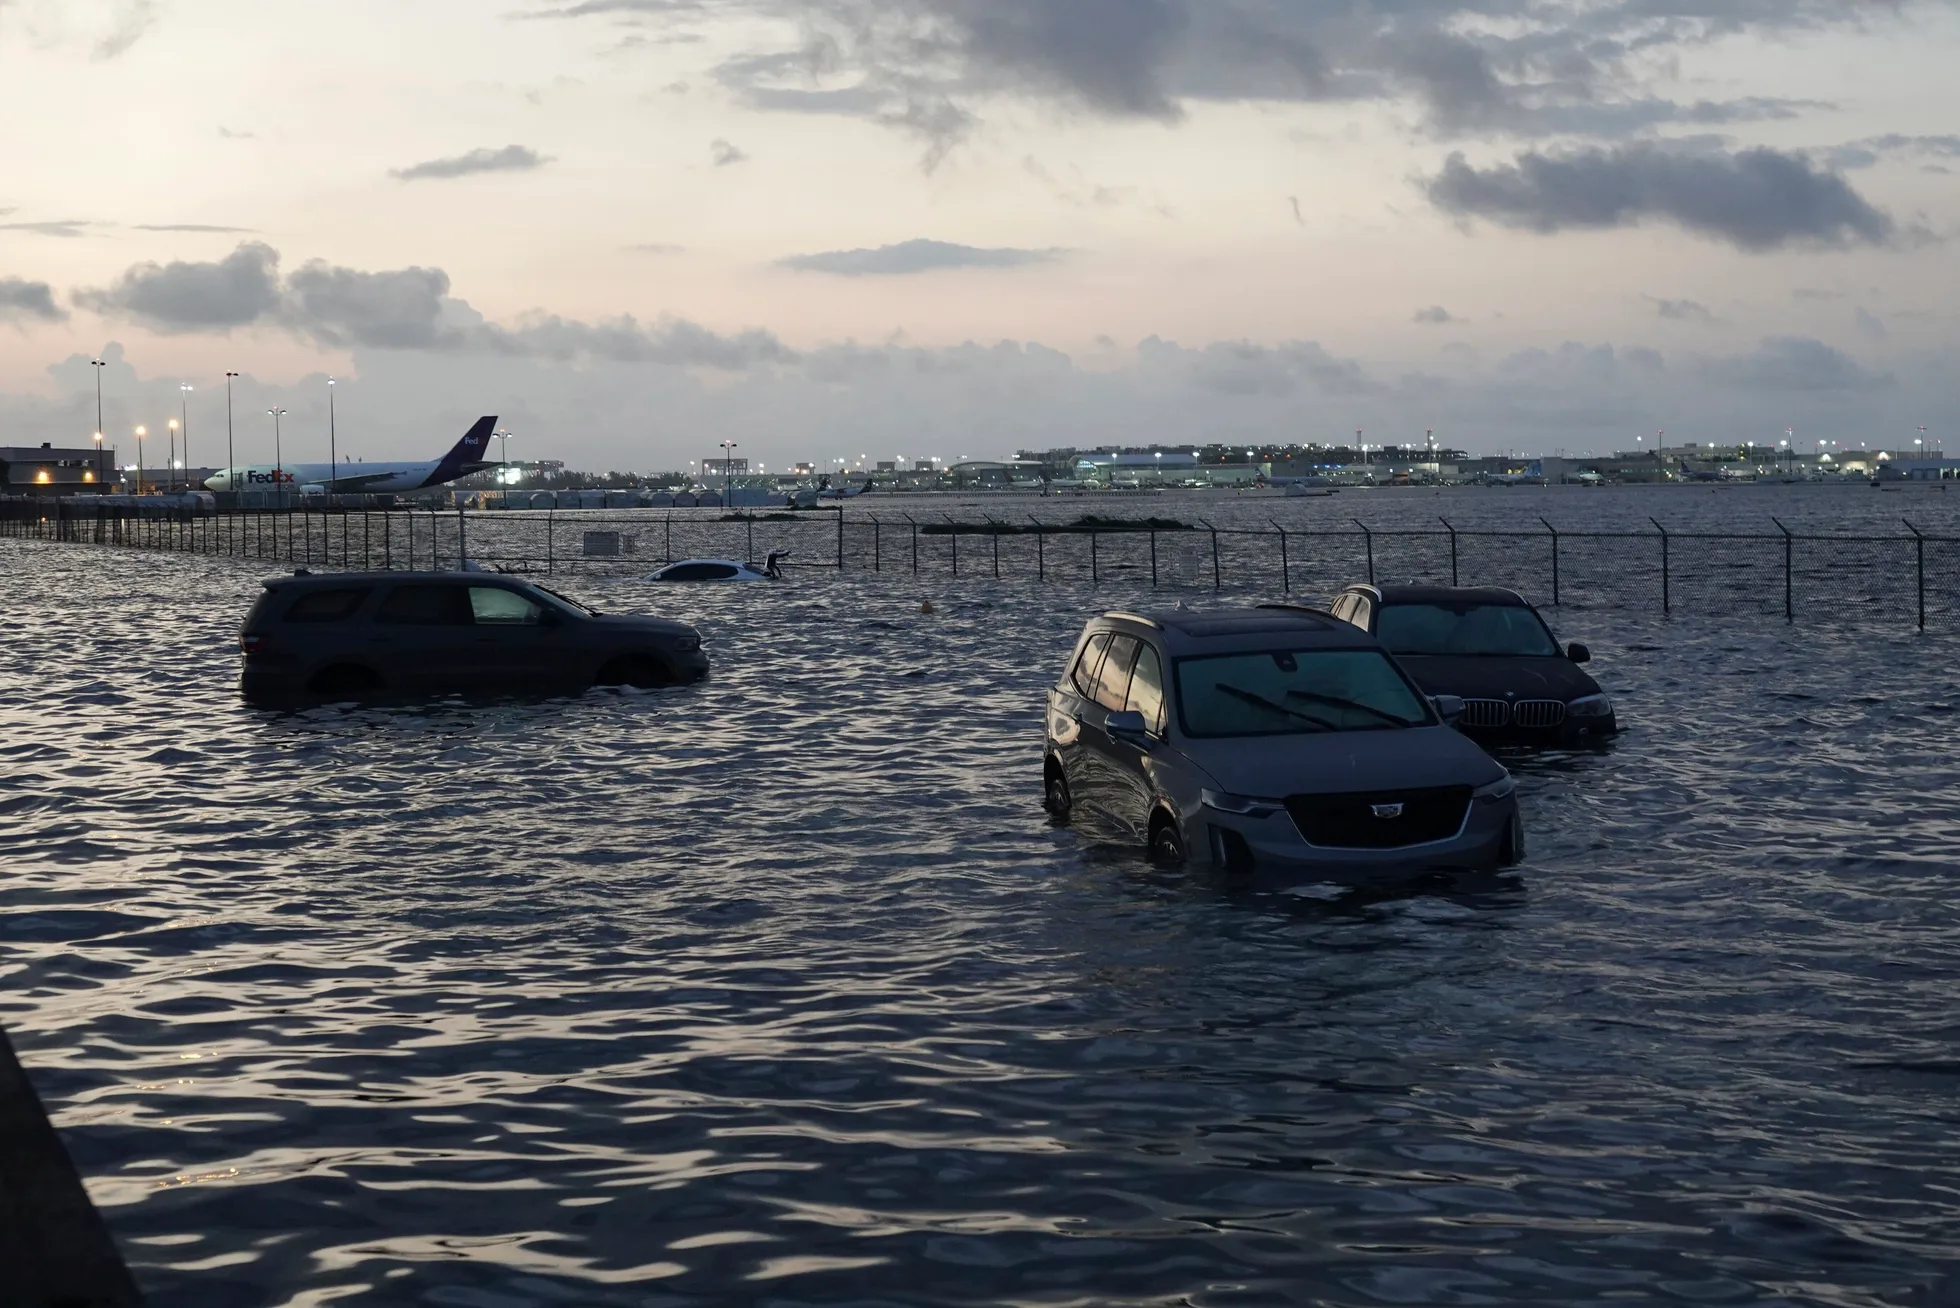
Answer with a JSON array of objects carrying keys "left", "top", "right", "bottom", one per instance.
[{"left": 4, "top": 498, "right": 1956, "bottom": 629}]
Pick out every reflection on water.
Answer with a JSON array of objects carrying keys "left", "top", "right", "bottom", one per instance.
[{"left": 3, "top": 538, "right": 1959, "bottom": 1307}]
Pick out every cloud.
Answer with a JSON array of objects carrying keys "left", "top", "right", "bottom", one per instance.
[
  {"left": 390, "top": 145, "right": 552, "bottom": 182},
  {"left": 0, "top": 278, "right": 66, "bottom": 323},
  {"left": 779, "top": 238, "right": 1065, "bottom": 276},
  {"left": 1412, "top": 306, "right": 1459, "bottom": 325},
  {"left": 1425, "top": 145, "right": 1898, "bottom": 251},
  {"left": 547, "top": 0, "right": 1925, "bottom": 163},
  {"left": 625, "top": 243, "right": 686, "bottom": 254},
  {"left": 134, "top": 223, "right": 258, "bottom": 233},
  {"left": 709, "top": 138, "right": 749, "bottom": 166},
  {"left": 0, "top": 220, "right": 93, "bottom": 238},
  {"left": 74, "top": 241, "right": 283, "bottom": 331},
  {"left": 75, "top": 241, "right": 788, "bottom": 369},
  {"left": 1702, "top": 336, "right": 1892, "bottom": 393},
  {"left": 92, "top": 0, "right": 156, "bottom": 58},
  {"left": 1649, "top": 297, "right": 1716, "bottom": 324},
  {"left": 1825, "top": 133, "right": 1960, "bottom": 170},
  {"left": 1854, "top": 306, "right": 1888, "bottom": 341},
  {"left": 1287, "top": 196, "right": 1303, "bottom": 227}
]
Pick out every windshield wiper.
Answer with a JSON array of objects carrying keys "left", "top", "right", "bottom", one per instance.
[
  {"left": 1284, "top": 688, "right": 1421, "bottom": 728},
  {"left": 1218, "top": 684, "right": 1337, "bottom": 731}
]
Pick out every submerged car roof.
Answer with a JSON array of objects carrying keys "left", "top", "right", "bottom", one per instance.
[
  {"left": 1102, "top": 607, "right": 1380, "bottom": 655},
  {"left": 261, "top": 570, "right": 534, "bottom": 589},
  {"left": 1357, "top": 584, "right": 1532, "bottom": 607}
]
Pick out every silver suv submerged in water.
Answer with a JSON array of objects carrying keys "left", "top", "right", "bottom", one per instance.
[{"left": 1043, "top": 607, "right": 1523, "bottom": 876}]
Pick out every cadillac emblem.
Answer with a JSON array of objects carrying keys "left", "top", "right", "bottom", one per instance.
[{"left": 1371, "top": 803, "right": 1405, "bottom": 819}]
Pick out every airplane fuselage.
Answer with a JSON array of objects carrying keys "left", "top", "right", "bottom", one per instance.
[{"left": 203, "top": 461, "right": 484, "bottom": 494}]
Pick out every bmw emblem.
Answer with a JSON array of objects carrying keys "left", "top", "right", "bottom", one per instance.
[{"left": 1372, "top": 803, "right": 1405, "bottom": 819}]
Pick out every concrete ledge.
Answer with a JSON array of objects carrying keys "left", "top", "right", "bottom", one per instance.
[{"left": 0, "top": 1027, "right": 143, "bottom": 1308}]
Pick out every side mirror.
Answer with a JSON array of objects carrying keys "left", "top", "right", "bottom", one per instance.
[
  {"left": 537, "top": 607, "right": 564, "bottom": 628},
  {"left": 1567, "top": 642, "right": 1591, "bottom": 664},
  {"left": 1105, "top": 710, "right": 1152, "bottom": 746},
  {"left": 1431, "top": 694, "right": 1465, "bottom": 724}
]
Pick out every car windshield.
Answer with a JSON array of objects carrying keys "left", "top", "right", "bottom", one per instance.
[
  {"left": 532, "top": 584, "right": 598, "bottom": 616},
  {"left": 1175, "top": 649, "right": 1432, "bottom": 738},
  {"left": 1376, "top": 603, "right": 1559, "bottom": 657}
]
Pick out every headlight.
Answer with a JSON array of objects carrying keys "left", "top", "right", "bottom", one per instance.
[
  {"left": 670, "top": 633, "right": 702, "bottom": 652},
  {"left": 1472, "top": 773, "right": 1516, "bottom": 803},
  {"left": 1568, "top": 693, "right": 1613, "bottom": 718},
  {"left": 1201, "top": 789, "right": 1281, "bottom": 818}
]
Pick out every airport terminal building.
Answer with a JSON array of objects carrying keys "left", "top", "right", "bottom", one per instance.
[{"left": 0, "top": 444, "right": 118, "bottom": 495}]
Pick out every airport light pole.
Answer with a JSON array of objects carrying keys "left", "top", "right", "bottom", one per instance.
[
  {"left": 720, "top": 439, "right": 737, "bottom": 507},
  {"left": 225, "top": 372, "right": 238, "bottom": 492},
  {"left": 92, "top": 430, "right": 103, "bottom": 487},
  {"left": 90, "top": 358, "right": 107, "bottom": 482},
  {"left": 166, "top": 419, "right": 178, "bottom": 493},
  {"left": 179, "top": 383, "right": 192, "bottom": 489},
  {"left": 268, "top": 407, "right": 287, "bottom": 499},
  {"left": 135, "top": 426, "right": 146, "bottom": 494},
  {"left": 496, "top": 429, "right": 512, "bottom": 503},
  {"left": 327, "top": 377, "right": 337, "bottom": 493}
]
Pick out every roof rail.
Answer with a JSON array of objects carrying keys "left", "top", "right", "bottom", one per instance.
[
  {"left": 1255, "top": 603, "right": 1345, "bottom": 624},
  {"left": 1102, "top": 610, "right": 1162, "bottom": 629}
]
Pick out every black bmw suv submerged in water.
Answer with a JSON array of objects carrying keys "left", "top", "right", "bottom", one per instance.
[
  {"left": 1330, "top": 584, "right": 1616, "bottom": 745},
  {"left": 239, "top": 571, "right": 707, "bottom": 702}
]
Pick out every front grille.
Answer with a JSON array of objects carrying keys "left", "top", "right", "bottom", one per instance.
[
  {"left": 1512, "top": 699, "right": 1568, "bottom": 729},
  {"left": 1285, "top": 786, "right": 1474, "bottom": 850},
  {"left": 1461, "top": 698, "right": 1509, "bottom": 729}
]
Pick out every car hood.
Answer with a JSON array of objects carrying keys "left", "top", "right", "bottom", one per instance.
[
  {"left": 1182, "top": 726, "right": 1504, "bottom": 798},
  {"left": 588, "top": 613, "right": 698, "bottom": 638},
  {"left": 1391, "top": 654, "right": 1600, "bottom": 702}
]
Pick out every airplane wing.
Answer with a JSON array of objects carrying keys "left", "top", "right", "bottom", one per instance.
[{"left": 330, "top": 471, "right": 408, "bottom": 492}]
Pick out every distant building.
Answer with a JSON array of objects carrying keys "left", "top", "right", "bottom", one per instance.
[
  {"left": 701, "top": 457, "right": 750, "bottom": 476},
  {"left": 1, "top": 443, "right": 118, "bottom": 495}
]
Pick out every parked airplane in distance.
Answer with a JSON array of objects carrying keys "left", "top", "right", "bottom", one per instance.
[{"left": 203, "top": 417, "right": 498, "bottom": 494}]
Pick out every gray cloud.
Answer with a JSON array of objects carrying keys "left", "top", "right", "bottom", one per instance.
[
  {"left": 1855, "top": 306, "right": 1889, "bottom": 341},
  {"left": 1413, "top": 306, "right": 1459, "bottom": 325},
  {"left": 1826, "top": 133, "right": 1960, "bottom": 170},
  {"left": 93, "top": 0, "right": 156, "bottom": 59},
  {"left": 390, "top": 145, "right": 552, "bottom": 182},
  {"left": 710, "top": 138, "right": 749, "bottom": 166},
  {"left": 541, "top": 0, "right": 1920, "bottom": 161},
  {"left": 491, "top": 314, "right": 796, "bottom": 367},
  {"left": 74, "top": 242, "right": 283, "bottom": 331},
  {"left": 779, "top": 238, "right": 1064, "bottom": 275},
  {"left": 0, "top": 220, "right": 93, "bottom": 238},
  {"left": 1701, "top": 336, "right": 1892, "bottom": 393},
  {"left": 1650, "top": 296, "right": 1716, "bottom": 324},
  {"left": 285, "top": 262, "right": 460, "bottom": 350},
  {"left": 0, "top": 278, "right": 66, "bottom": 323},
  {"left": 134, "top": 223, "right": 258, "bottom": 233},
  {"left": 1425, "top": 145, "right": 1898, "bottom": 251}
]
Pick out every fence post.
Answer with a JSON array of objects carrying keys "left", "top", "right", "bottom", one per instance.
[
  {"left": 1651, "top": 517, "right": 1670, "bottom": 615},
  {"left": 1091, "top": 529, "right": 1099, "bottom": 587},
  {"left": 870, "top": 516, "right": 881, "bottom": 572},
  {"left": 1772, "top": 516, "right": 1793, "bottom": 623},
  {"left": 1203, "top": 520, "right": 1221, "bottom": 591},
  {"left": 1354, "top": 520, "right": 1374, "bottom": 584},
  {"left": 906, "top": 514, "right": 918, "bottom": 574},
  {"left": 1905, "top": 519, "right": 1926, "bottom": 631},
  {"left": 1270, "top": 520, "right": 1290, "bottom": 594},
  {"left": 944, "top": 515, "right": 959, "bottom": 577},
  {"left": 1440, "top": 517, "right": 1458, "bottom": 586},
  {"left": 988, "top": 517, "right": 1001, "bottom": 578},
  {"left": 746, "top": 513, "right": 754, "bottom": 564},
  {"left": 1149, "top": 529, "right": 1158, "bottom": 587},
  {"left": 1030, "top": 516, "right": 1045, "bottom": 582},
  {"left": 546, "top": 510, "right": 554, "bottom": 574},
  {"left": 1540, "top": 517, "right": 1560, "bottom": 606}
]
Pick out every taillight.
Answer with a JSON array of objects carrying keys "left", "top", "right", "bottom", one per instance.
[{"left": 241, "top": 633, "right": 267, "bottom": 654}]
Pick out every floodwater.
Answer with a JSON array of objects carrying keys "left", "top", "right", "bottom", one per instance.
[{"left": 4, "top": 532, "right": 1960, "bottom": 1307}]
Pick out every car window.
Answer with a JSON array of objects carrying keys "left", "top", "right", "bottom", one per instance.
[
  {"left": 1094, "top": 635, "right": 1141, "bottom": 711},
  {"left": 469, "top": 587, "right": 544, "bottom": 625},
  {"left": 1070, "top": 633, "right": 1111, "bottom": 699},
  {"left": 282, "top": 588, "right": 370, "bottom": 624},
  {"left": 1376, "top": 603, "right": 1558, "bottom": 656},
  {"left": 1175, "top": 649, "right": 1431, "bottom": 738},
  {"left": 1125, "top": 644, "right": 1167, "bottom": 735},
  {"left": 376, "top": 584, "right": 473, "bottom": 626},
  {"left": 661, "top": 563, "right": 740, "bottom": 581}
]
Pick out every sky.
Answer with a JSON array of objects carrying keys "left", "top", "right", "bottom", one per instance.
[{"left": 2, "top": 0, "right": 1958, "bottom": 471}]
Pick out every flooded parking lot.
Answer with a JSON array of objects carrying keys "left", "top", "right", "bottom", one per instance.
[{"left": 4, "top": 535, "right": 1959, "bottom": 1306}]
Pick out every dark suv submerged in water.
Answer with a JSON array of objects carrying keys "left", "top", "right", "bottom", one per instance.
[
  {"left": 239, "top": 571, "right": 707, "bottom": 701},
  {"left": 1330, "top": 585, "right": 1616, "bottom": 745},
  {"left": 1043, "top": 606, "right": 1523, "bottom": 878}
]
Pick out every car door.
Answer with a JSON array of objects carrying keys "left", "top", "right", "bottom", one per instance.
[
  {"left": 1075, "top": 634, "right": 1142, "bottom": 820},
  {"left": 371, "top": 583, "right": 484, "bottom": 691},
  {"left": 1098, "top": 640, "right": 1168, "bottom": 842},
  {"left": 465, "top": 585, "right": 566, "bottom": 690},
  {"left": 1051, "top": 632, "right": 1110, "bottom": 801}
]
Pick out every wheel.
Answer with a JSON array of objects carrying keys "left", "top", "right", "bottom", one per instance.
[
  {"left": 594, "top": 657, "right": 672, "bottom": 690},
  {"left": 1497, "top": 816, "right": 1525, "bottom": 868},
  {"left": 1043, "top": 761, "right": 1072, "bottom": 821},
  {"left": 1148, "top": 812, "right": 1187, "bottom": 865},
  {"left": 307, "top": 664, "right": 381, "bottom": 697}
]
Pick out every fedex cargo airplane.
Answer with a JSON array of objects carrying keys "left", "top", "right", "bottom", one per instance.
[{"left": 203, "top": 417, "right": 498, "bottom": 494}]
